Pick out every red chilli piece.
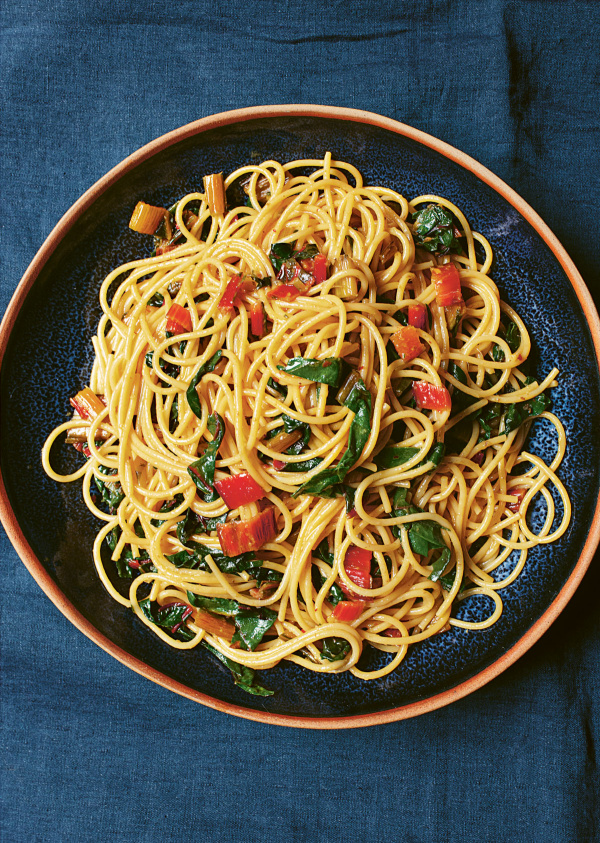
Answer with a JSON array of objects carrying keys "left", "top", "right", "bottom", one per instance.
[
  {"left": 507, "top": 487, "right": 527, "bottom": 513},
  {"left": 332, "top": 600, "right": 365, "bottom": 623},
  {"left": 339, "top": 547, "right": 372, "bottom": 600},
  {"left": 408, "top": 302, "right": 427, "bottom": 330},
  {"left": 217, "top": 506, "right": 277, "bottom": 557},
  {"left": 272, "top": 459, "right": 286, "bottom": 471},
  {"left": 214, "top": 472, "right": 265, "bottom": 509},
  {"left": 390, "top": 325, "right": 424, "bottom": 362},
  {"left": 412, "top": 381, "right": 452, "bottom": 412},
  {"left": 432, "top": 264, "right": 463, "bottom": 307},
  {"left": 166, "top": 303, "right": 193, "bottom": 335}
]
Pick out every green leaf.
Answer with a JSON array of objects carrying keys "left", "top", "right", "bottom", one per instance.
[
  {"left": 151, "top": 493, "right": 185, "bottom": 526},
  {"left": 201, "top": 641, "right": 274, "bottom": 696},
  {"left": 320, "top": 637, "right": 351, "bottom": 662},
  {"left": 231, "top": 608, "right": 277, "bottom": 651},
  {"left": 375, "top": 445, "right": 419, "bottom": 470},
  {"left": 278, "top": 356, "right": 344, "bottom": 387},
  {"left": 408, "top": 520, "right": 448, "bottom": 556},
  {"left": 267, "top": 377, "right": 288, "bottom": 398},
  {"left": 412, "top": 204, "right": 463, "bottom": 255},
  {"left": 186, "top": 351, "right": 223, "bottom": 419},
  {"left": 505, "top": 321, "right": 521, "bottom": 352},
  {"left": 390, "top": 491, "right": 448, "bottom": 558},
  {"left": 187, "top": 413, "right": 225, "bottom": 501},
  {"left": 139, "top": 598, "right": 195, "bottom": 641},
  {"left": 428, "top": 547, "right": 452, "bottom": 582},
  {"left": 313, "top": 538, "right": 334, "bottom": 567},
  {"left": 187, "top": 593, "right": 240, "bottom": 615},
  {"left": 312, "top": 540, "right": 345, "bottom": 606},
  {"left": 268, "top": 242, "right": 294, "bottom": 273},
  {"left": 283, "top": 457, "right": 324, "bottom": 473},
  {"left": 294, "top": 244, "right": 320, "bottom": 261},
  {"left": 93, "top": 476, "right": 124, "bottom": 513},
  {"left": 293, "top": 375, "right": 371, "bottom": 498},
  {"left": 187, "top": 593, "right": 276, "bottom": 652},
  {"left": 282, "top": 414, "right": 311, "bottom": 454},
  {"left": 439, "top": 569, "right": 472, "bottom": 593},
  {"left": 167, "top": 542, "right": 258, "bottom": 574}
]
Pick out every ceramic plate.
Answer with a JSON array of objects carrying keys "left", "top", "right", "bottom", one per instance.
[{"left": 1, "top": 106, "right": 599, "bottom": 728}]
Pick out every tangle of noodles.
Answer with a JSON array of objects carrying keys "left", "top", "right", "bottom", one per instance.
[{"left": 42, "top": 153, "right": 571, "bottom": 693}]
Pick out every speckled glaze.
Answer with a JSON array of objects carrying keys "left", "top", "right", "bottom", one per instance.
[{"left": 1, "top": 106, "right": 599, "bottom": 728}]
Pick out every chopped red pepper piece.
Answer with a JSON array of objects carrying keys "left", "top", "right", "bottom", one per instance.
[
  {"left": 339, "top": 547, "right": 372, "bottom": 599},
  {"left": 390, "top": 325, "right": 424, "bottom": 362},
  {"left": 384, "top": 628, "right": 403, "bottom": 638},
  {"left": 266, "top": 284, "right": 300, "bottom": 301},
  {"left": 217, "top": 506, "right": 277, "bottom": 557},
  {"left": 250, "top": 302, "right": 266, "bottom": 337},
  {"left": 166, "top": 303, "right": 192, "bottom": 335},
  {"left": 272, "top": 459, "right": 286, "bottom": 471},
  {"left": 408, "top": 302, "right": 427, "bottom": 330},
  {"left": 432, "top": 264, "right": 463, "bottom": 307},
  {"left": 332, "top": 600, "right": 365, "bottom": 623},
  {"left": 507, "top": 487, "right": 527, "bottom": 513},
  {"left": 214, "top": 472, "right": 265, "bottom": 509},
  {"left": 70, "top": 387, "right": 106, "bottom": 421},
  {"left": 412, "top": 381, "right": 452, "bottom": 412}
]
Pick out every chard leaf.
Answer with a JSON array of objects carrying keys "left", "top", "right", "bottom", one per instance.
[
  {"left": 166, "top": 542, "right": 258, "bottom": 574},
  {"left": 267, "top": 377, "right": 288, "bottom": 398},
  {"left": 176, "top": 508, "right": 201, "bottom": 547},
  {"left": 282, "top": 414, "right": 311, "bottom": 454},
  {"left": 186, "top": 593, "right": 276, "bottom": 652},
  {"left": 294, "top": 244, "right": 320, "bottom": 261},
  {"left": 278, "top": 357, "right": 343, "bottom": 387},
  {"left": 293, "top": 374, "right": 372, "bottom": 498},
  {"left": 186, "top": 351, "right": 223, "bottom": 419},
  {"left": 412, "top": 204, "right": 463, "bottom": 255},
  {"left": 408, "top": 520, "right": 448, "bottom": 556},
  {"left": 151, "top": 493, "right": 184, "bottom": 526},
  {"left": 428, "top": 547, "right": 452, "bottom": 582},
  {"left": 231, "top": 608, "right": 277, "bottom": 651},
  {"left": 187, "top": 593, "right": 240, "bottom": 615},
  {"left": 268, "top": 242, "right": 294, "bottom": 273},
  {"left": 312, "top": 540, "right": 344, "bottom": 606},
  {"left": 503, "top": 380, "right": 550, "bottom": 434},
  {"left": 93, "top": 476, "right": 124, "bottom": 514},
  {"left": 283, "top": 457, "right": 323, "bottom": 473},
  {"left": 375, "top": 445, "right": 419, "bottom": 470},
  {"left": 187, "top": 413, "right": 224, "bottom": 501},
  {"left": 201, "top": 641, "right": 274, "bottom": 696},
  {"left": 139, "top": 598, "right": 195, "bottom": 641},
  {"left": 321, "top": 637, "right": 351, "bottom": 662}
]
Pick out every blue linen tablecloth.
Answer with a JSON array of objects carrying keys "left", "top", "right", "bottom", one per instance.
[{"left": 1, "top": 2, "right": 599, "bottom": 841}]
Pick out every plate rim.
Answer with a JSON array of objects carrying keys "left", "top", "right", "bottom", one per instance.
[{"left": 2, "top": 103, "right": 599, "bottom": 729}]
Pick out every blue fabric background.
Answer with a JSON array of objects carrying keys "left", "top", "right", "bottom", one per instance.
[{"left": 1, "top": 1, "right": 599, "bottom": 841}]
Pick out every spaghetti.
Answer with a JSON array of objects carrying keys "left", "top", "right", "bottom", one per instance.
[{"left": 42, "top": 153, "right": 571, "bottom": 695}]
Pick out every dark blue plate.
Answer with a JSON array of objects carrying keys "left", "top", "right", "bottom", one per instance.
[{"left": 1, "top": 107, "right": 599, "bottom": 727}]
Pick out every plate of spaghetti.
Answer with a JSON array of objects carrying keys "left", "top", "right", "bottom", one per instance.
[{"left": 1, "top": 106, "right": 599, "bottom": 727}]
